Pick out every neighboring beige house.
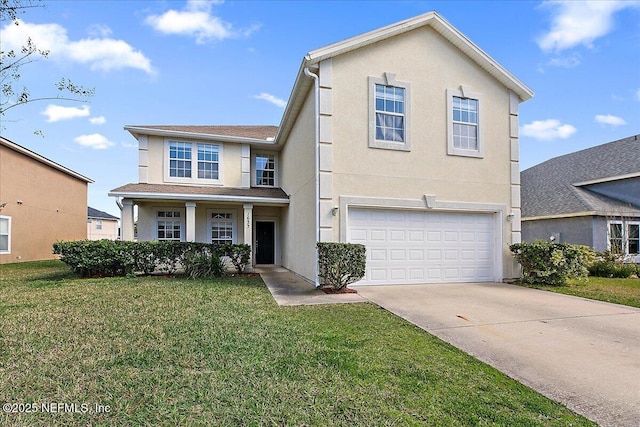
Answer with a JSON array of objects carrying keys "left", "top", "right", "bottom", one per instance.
[
  {"left": 87, "top": 207, "right": 120, "bottom": 240},
  {"left": 0, "top": 136, "right": 93, "bottom": 264},
  {"left": 110, "top": 12, "right": 533, "bottom": 285}
]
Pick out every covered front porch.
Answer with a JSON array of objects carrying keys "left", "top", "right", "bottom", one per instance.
[{"left": 109, "top": 183, "right": 289, "bottom": 267}]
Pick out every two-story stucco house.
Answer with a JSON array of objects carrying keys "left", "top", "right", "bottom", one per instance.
[
  {"left": 1, "top": 136, "right": 93, "bottom": 264},
  {"left": 109, "top": 12, "right": 533, "bottom": 285}
]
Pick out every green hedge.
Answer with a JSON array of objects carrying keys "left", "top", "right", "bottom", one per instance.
[
  {"left": 510, "top": 241, "right": 595, "bottom": 286},
  {"left": 317, "top": 242, "right": 366, "bottom": 290},
  {"left": 588, "top": 252, "right": 637, "bottom": 278},
  {"left": 52, "top": 240, "right": 251, "bottom": 278}
]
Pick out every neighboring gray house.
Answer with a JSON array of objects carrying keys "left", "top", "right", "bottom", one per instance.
[{"left": 521, "top": 134, "right": 640, "bottom": 262}]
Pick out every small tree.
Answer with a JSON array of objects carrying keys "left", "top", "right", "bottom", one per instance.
[
  {"left": 0, "top": 0, "right": 94, "bottom": 131},
  {"left": 317, "top": 242, "right": 366, "bottom": 290}
]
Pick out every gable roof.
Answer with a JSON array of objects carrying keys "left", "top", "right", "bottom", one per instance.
[
  {"left": 88, "top": 207, "right": 119, "bottom": 220},
  {"left": 125, "top": 12, "right": 532, "bottom": 148},
  {"left": 1, "top": 136, "right": 93, "bottom": 183},
  {"left": 521, "top": 134, "right": 640, "bottom": 219},
  {"left": 275, "top": 11, "right": 533, "bottom": 145}
]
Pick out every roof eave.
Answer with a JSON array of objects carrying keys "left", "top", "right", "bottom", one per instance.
[
  {"left": 107, "top": 190, "right": 290, "bottom": 205},
  {"left": 124, "top": 126, "right": 278, "bottom": 146},
  {"left": 0, "top": 136, "right": 93, "bottom": 183}
]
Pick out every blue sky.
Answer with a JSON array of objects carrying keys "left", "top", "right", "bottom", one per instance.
[{"left": 2, "top": 0, "right": 639, "bottom": 217}]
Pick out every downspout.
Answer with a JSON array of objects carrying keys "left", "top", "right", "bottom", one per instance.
[
  {"left": 115, "top": 197, "right": 123, "bottom": 211},
  {"left": 304, "top": 66, "right": 321, "bottom": 288}
]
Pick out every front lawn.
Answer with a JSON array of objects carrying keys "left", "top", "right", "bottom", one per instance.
[
  {"left": 0, "top": 261, "right": 594, "bottom": 426},
  {"left": 518, "top": 276, "right": 640, "bottom": 308}
]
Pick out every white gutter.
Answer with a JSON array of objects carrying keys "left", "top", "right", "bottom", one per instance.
[
  {"left": 124, "top": 126, "right": 277, "bottom": 146},
  {"left": 304, "top": 67, "right": 321, "bottom": 288}
]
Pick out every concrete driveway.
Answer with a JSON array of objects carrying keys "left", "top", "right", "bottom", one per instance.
[{"left": 353, "top": 282, "right": 640, "bottom": 427}]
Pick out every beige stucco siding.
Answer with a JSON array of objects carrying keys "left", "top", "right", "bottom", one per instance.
[
  {"left": 0, "top": 145, "right": 88, "bottom": 263},
  {"left": 331, "top": 26, "right": 510, "bottom": 200},
  {"left": 326, "top": 26, "right": 516, "bottom": 278},
  {"left": 144, "top": 136, "right": 243, "bottom": 187},
  {"left": 87, "top": 219, "right": 119, "bottom": 240},
  {"left": 279, "top": 88, "right": 317, "bottom": 282}
]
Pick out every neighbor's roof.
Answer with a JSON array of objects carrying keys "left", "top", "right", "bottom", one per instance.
[
  {"left": 88, "top": 207, "right": 119, "bottom": 220},
  {"left": 0, "top": 136, "right": 93, "bottom": 183},
  {"left": 124, "top": 125, "right": 278, "bottom": 143},
  {"left": 109, "top": 183, "right": 289, "bottom": 204},
  {"left": 521, "top": 134, "right": 640, "bottom": 219}
]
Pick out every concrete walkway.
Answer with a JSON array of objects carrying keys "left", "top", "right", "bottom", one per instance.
[
  {"left": 352, "top": 282, "right": 640, "bottom": 427},
  {"left": 256, "top": 266, "right": 367, "bottom": 306}
]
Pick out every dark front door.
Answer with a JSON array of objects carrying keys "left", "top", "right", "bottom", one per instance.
[{"left": 256, "top": 221, "right": 275, "bottom": 264}]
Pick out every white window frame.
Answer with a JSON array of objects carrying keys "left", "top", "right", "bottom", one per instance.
[
  {"left": 96, "top": 219, "right": 103, "bottom": 230},
  {"left": 368, "top": 73, "right": 411, "bottom": 151},
  {"left": 207, "top": 210, "right": 237, "bottom": 244},
  {"left": 252, "top": 152, "right": 278, "bottom": 187},
  {"left": 447, "top": 87, "right": 483, "bottom": 158},
  {"left": 0, "top": 215, "right": 11, "bottom": 254},
  {"left": 608, "top": 220, "right": 640, "bottom": 255},
  {"left": 155, "top": 209, "right": 185, "bottom": 242},
  {"left": 164, "top": 139, "right": 223, "bottom": 185}
]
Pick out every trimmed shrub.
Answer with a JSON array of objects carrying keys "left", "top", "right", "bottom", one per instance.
[
  {"left": 183, "top": 246, "right": 228, "bottom": 279},
  {"left": 53, "top": 240, "right": 249, "bottom": 278},
  {"left": 588, "top": 261, "right": 636, "bottom": 278},
  {"left": 317, "top": 242, "right": 366, "bottom": 290},
  {"left": 224, "top": 243, "right": 251, "bottom": 274},
  {"left": 510, "top": 241, "right": 595, "bottom": 286}
]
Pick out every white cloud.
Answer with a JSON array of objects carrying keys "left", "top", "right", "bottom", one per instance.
[
  {"left": 121, "top": 141, "right": 138, "bottom": 149},
  {"left": 254, "top": 93, "right": 286, "bottom": 108},
  {"left": 521, "top": 119, "right": 577, "bottom": 141},
  {"left": 636, "top": 88, "right": 640, "bottom": 101},
  {"left": 595, "top": 114, "right": 626, "bottom": 126},
  {"left": 89, "top": 116, "right": 106, "bottom": 125},
  {"left": 74, "top": 133, "right": 115, "bottom": 149},
  {"left": 145, "top": 0, "right": 259, "bottom": 44},
  {"left": 41, "top": 104, "right": 90, "bottom": 122},
  {"left": 1, "top": 19, "right": 153, "bottom": 74},
  {"left": 537, "top": 1, "right": 638, "bottom": 52},
  {"left": 546, "top": 53, "right": 581, "bottom": 68}
]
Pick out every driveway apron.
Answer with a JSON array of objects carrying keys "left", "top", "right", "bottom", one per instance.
[{"left": 353, "top": 282, "right": 640, "bottom": 427}]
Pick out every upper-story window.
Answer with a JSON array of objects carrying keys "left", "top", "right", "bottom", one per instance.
[
  {"left": 375, "top": 84, "right": 405, "bottom": 143},
  {"left": 368, "top": 73, "right": 411, "bottom": 151},
  {"left": 166, "top": 140, "right": 222, "bottom": 184},
  {"left": 452, "top": 97, "right": 478, "bottom": 150},
  {"left": 255, "top": 153, "right": 276, "bottom": 187},
  {"left": 447, "top": 88, "right": 483, "bottom": 158}
]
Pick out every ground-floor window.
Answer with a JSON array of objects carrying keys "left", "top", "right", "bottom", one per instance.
[
  {"left": 157, "top": 211, "right": 182, "bottom": 241},
  {"left": 609, "top": 221, "right": 639, "bottom": 255},
  {"left": 210, "top": 211, "right": 234, "bottom": 245},
  {"left": 0, "top": 216, "right": 10, "bottom": 253}
]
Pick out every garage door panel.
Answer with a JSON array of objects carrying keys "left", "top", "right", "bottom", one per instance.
[{"left": 348, "top": 208, "right": 495, "bottom": 284}]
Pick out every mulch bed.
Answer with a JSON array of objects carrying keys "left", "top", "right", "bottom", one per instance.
[{"left": 320, "top": 286, "right": 358, "bottom": 294}]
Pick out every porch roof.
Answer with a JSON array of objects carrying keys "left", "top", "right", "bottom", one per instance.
[{"left": 109, "top": 183, "right": 289, "bottom": 205}]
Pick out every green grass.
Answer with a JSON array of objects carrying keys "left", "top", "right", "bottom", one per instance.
[
  {"left": 518, "top": 276, "right": 640, "bottom": 308},
  {"left": 0, "top": 261, "right": 594, "bottom": 426}
]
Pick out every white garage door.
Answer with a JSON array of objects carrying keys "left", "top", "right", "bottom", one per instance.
[{"left": 348, "top": 208, "right": 495, "bottom": 284}]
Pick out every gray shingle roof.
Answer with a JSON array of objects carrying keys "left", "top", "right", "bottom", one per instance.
[
  {"left": 88, "top": 207, "right": 119, "bottom": 220},
  {"left": 521, "top": 134, "right": 640, "bottom": 218},
  {"left": 128, "top": 125, "right": 278, "bottom": 140},
  {"left": 109, "top": 183, "right": 289, "bottom": 202}
]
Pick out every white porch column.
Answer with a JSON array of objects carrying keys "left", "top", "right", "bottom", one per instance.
[
  {"left": 185, "top": 201, "right": 196, "bottom": 242},
  {"left": 121, "top": 199, "right": 135, "bottom": 241},
  {"left": 242, "top": 203, "right": 254, "bottom": 271}
]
